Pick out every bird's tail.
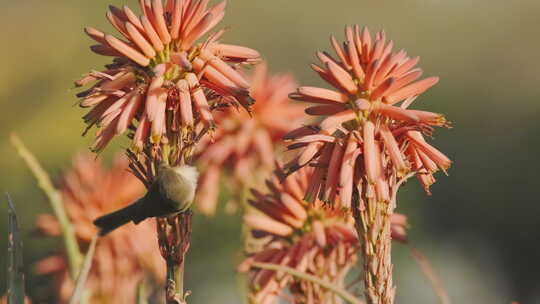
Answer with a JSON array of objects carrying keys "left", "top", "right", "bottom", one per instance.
[{"left": 93, "top": 199, "right": 144, "bottom": 236}]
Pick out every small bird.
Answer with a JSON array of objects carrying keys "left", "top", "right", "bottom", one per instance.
[{"left": 94, "top": 163, "right": 199, "bottom": 236}]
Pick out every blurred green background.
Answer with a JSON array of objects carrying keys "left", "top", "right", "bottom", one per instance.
[{"left": 1, "top": 0, "right": 540, "bottom": 303}]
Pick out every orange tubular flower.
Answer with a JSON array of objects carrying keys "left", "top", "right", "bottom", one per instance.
[
  {"left": 35, "top": 154, "right": 165, "bottom": 303},
  {"left": 76, "top": 0, "right": 260, "bottom": 152},
  {"left": 285, "top": 26, "right": 451, "bottom": 304},
  {"left": 286, "top": 26, "right": 451, "bottom": 207},
  {"left": 195, "top": 63, "right": 305, "bottom": 215},
  {"left": 239, "top": 166, "right": 408, "bottom": 303}
]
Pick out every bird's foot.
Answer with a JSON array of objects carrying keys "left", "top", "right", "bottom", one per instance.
[{"left": 166, "top": 279, "right": 191, "bottom": 304}]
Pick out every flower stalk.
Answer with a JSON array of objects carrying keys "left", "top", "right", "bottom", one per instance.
[
  {"left": 157, "top": 214, "right": 192, "bottom": 304},
  {"left": 410, "top": 248, "right": 451, "bottom": 304},
  {"left": 251, "top": 262, "right": 365, "bottom": 304},
  {"left": 10, "top": 134, "right": 83, "bottom": 278},
  {"left": 351, "top": 172, "right": 415, "bottom": 304},
  {"left": 68, "top": 235, "right": 98, "bottom": 304},
  {"left": 353, "top": 197, "right": 395, "bottom": 304}
]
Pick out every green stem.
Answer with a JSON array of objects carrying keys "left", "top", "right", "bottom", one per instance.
[
  {"left": 161, "top": 214, "right": 192, "bottom": 304},
  {"left": 10, "top": 134, "right": 83, "bottom": 278},
  {"left": 69, "top": 235, "right": 98, "bottom": 304},
  {"left": 251, "top": 262, "right": 364, "bottom": 304},
  {"left": 166, "top": 258, "right": 184, "bottom": 299},
  {"left": 176, "top": 261, "right": 184, "bottom": 296},
  {"left": 136, "top": 280, "right": 149, "bottom": 304}
]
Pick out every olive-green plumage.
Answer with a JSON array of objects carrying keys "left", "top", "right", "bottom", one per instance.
[{"left": 93, "top": 164, "right": 199, "bottom": 236}]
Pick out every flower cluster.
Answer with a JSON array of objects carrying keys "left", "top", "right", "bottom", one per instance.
[
  {"left": 195, "top": 63, "right": 305, "bottom": 215},
  {"left": 285, "top": 26, "right": 451, "bottom": 208},
  {"left": 76, "top": 0, "right": 260, "bottom": 152},
  {"left": 239, "top": 166, "right": 408, "bottom": 303},
  {"left": 35, "top": 154, "right": 165, "bottom": 303},
  {"left": 73, "top": 2, "right": 261, "bottom": 301},
  {"left": 283, "top": 26, "right": 451, "bottom": 304}
]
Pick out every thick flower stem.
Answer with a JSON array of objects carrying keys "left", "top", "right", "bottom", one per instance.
[
  {"left": 176, "top": 262, "right": 185, "bottom": 297},
  {"left": 158, "top": 213, "right": 192, "bottom": 304},
  {"left": 166, "top": 258, "right": 185, "bottom": 303},
  {"left": 352, "top": 196, "right": 395, "bottom": 304}
]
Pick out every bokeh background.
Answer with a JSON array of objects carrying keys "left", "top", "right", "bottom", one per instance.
[{"left": 1, "top": 0, "right": 540, "bottom": 303}]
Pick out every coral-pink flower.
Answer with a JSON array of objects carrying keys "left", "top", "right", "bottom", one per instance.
[
  {"left": 195, "top": 63, "right": 305, "bottom": 215},
  {"left": 35, "top": 154, "right": 165, "bottom": 303},
  {"left": 286, "top": 26, "right": 451, "bottom": 207},
  {"left": 239, "top": 166, "right": 408, "bottom": 303},
  {"left": 76, "top": 0, "right": 260, "bottom": 152}
]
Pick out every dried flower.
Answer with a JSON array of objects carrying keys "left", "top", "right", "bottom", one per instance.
[
  {"left": 35, "top": 153, "right": 165, "bottom": 303},
  {"left": 195, "top": 63, "right": 305, "bottom": 215},
  {"left": 76, "top": 0, "right": 260, "bottom": 152},
  {"left": 239, "top": 166, "right": 408, "bottom": 303}
]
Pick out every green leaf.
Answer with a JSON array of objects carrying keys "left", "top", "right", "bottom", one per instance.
[{"left": 6, "top": 193, "right": 25, "bottom": 304}]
